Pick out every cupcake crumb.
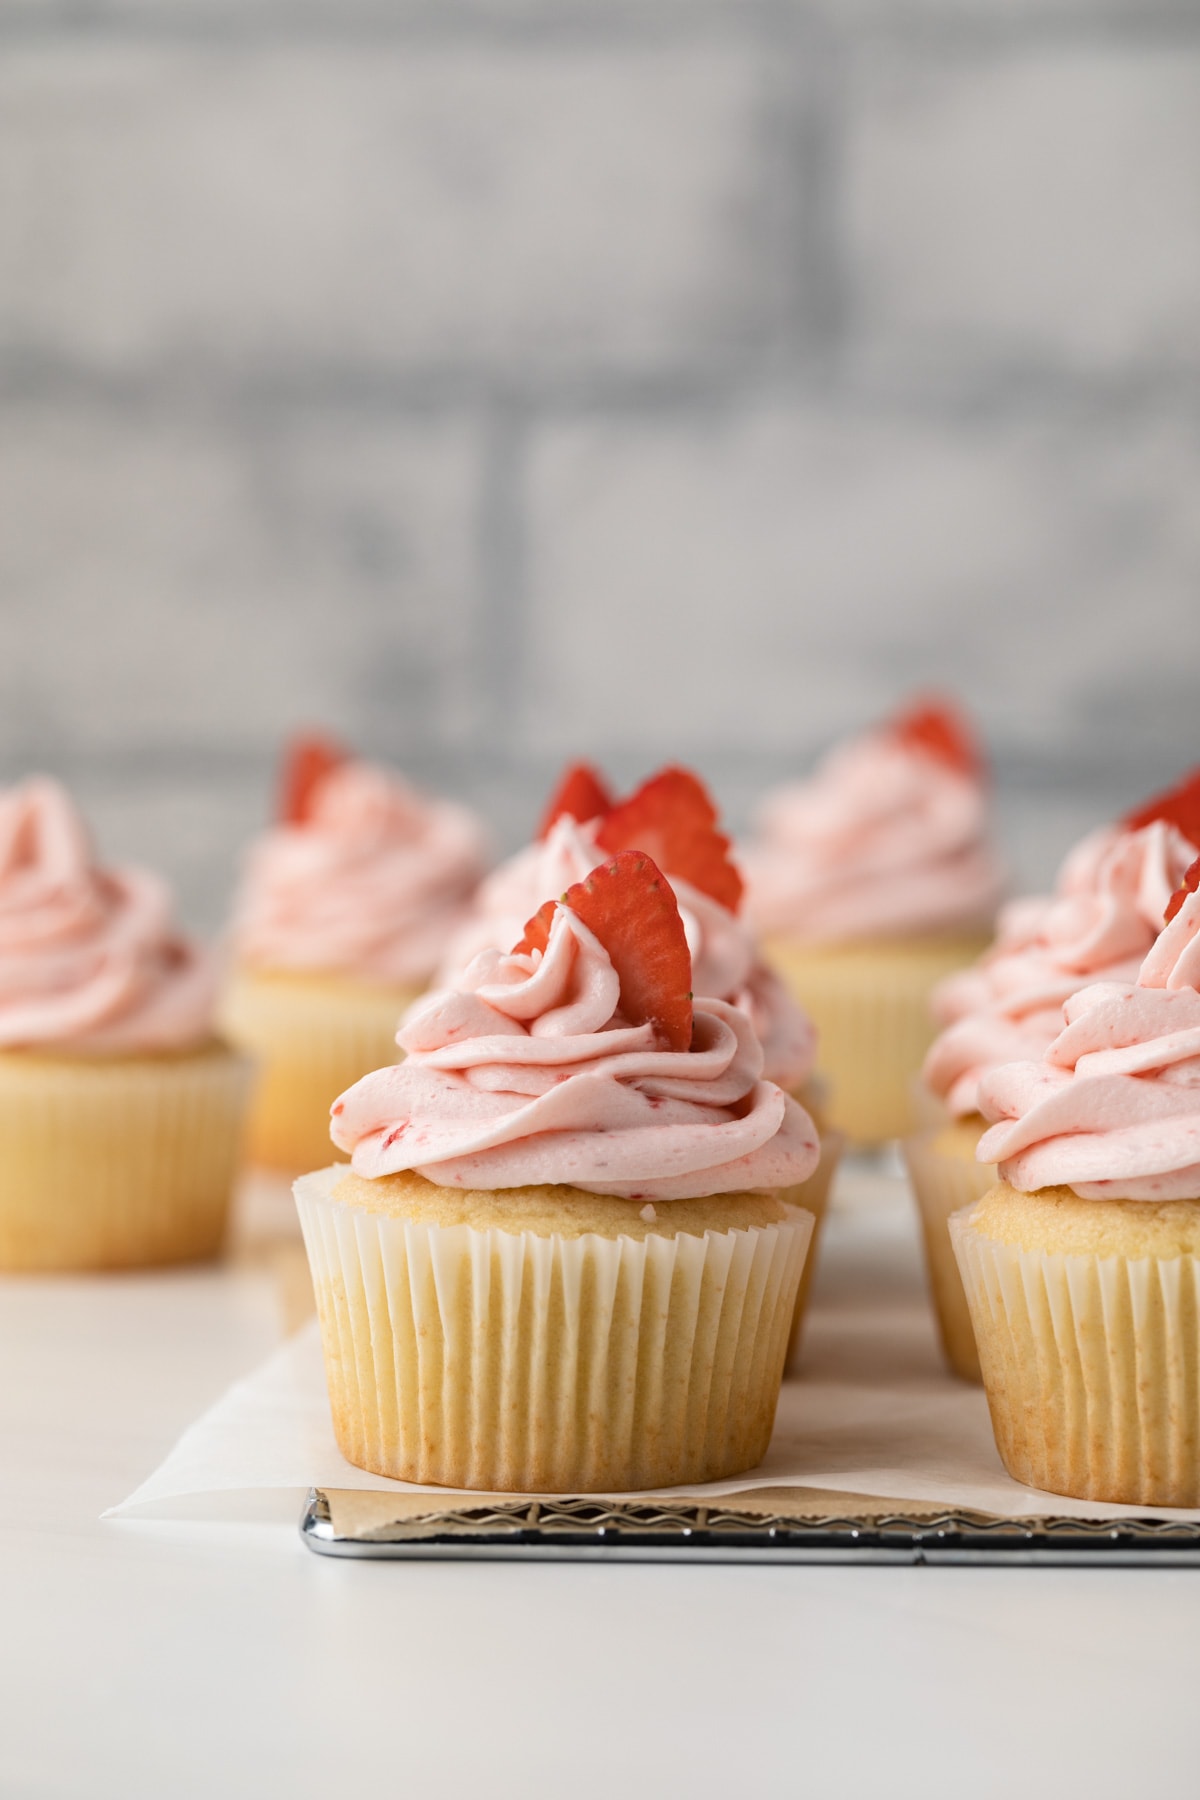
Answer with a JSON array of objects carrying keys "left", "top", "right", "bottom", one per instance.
[{"left": 639, "top": 1203, "right": 657, "bottom": 1223}]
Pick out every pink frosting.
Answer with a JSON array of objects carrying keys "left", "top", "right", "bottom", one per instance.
[
  {"left": 925, "top": 822, "right": 1198, "bottom": 1117},
  {"left": 231, "top": 761, "right": 489, "bottom": 986},
  {"left": 742, "top": 728, "right": 1004, "bottom": 944},
  {"left": 437, "top": 816, "right": 817, "bottom": 1090},
  {"left": 977, "top": 881, "right": 1200, "bottom": 1200},
  {"left": 0, "top": 778, "right": 215, "bottom": 1052},
  {"left": 331, "top": 900, "right": 820, "bottom": 1201}
]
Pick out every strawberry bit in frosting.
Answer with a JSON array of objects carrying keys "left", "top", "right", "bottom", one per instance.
[
  {"left": 437, "top": 769, "right": 816, "bottom": 1090},
  {"left": 977, "top": 875, "right": 1200, "bottom": 1201},
  {"left": 925, "top": 820, "right": 1199, "bottom": 1117},
  {"left": 331, "top": 855, "right": 819, "bottom": 1201},
  {"left": 232, "top": 757, "right": 489, "bottom": 987},
  {"left": 0, "top": 778, "right": 215, "bottom": 1052},
  {"left": 741, "top": 700, "right": 1004, "bottom": 944}
]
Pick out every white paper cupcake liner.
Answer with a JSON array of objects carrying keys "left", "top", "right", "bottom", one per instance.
[
  {"left": 220, "top": 969, "right": 416, "bottom": 1173},
  {"left": 951, "top": 1206, "right": 1200, "bottom": 1507},
  {"left": 295, "top": 1168, "right": 813, "bottom": 1494},
  {"left": 909, "top": 1077, "right": 951, "bottom": 1133},
  {"left": 903, "top": 1129, "right": 997, "bottom": 1382},
  {"left": 766, "top": 938, "right": 987, "bottom": 1145},
  {"left": 784, "top": 1130, "right": 844, "bottom": 1371},
  {"left": 0, "top": 1045, "right": 251, "bottom": 1271}
]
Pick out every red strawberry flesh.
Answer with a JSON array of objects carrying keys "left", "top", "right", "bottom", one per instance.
[
  {"left": 596, "top": 766, "right": 743, "bottom": 914},
  {"left": 1124, "top": 769, "right": 1200, "bottom": 849},
  {"left": 513, "top": 898, "right": 558, "bottom": 960},
  {"left": 1165, "top": 855, "right": 1200, "bottom": 925},
  {"left": 537, "top": 762, "right": 614, "bottom": 839},
  {"left": 279, "top": 733, "right": 348, "bottom": 825},
  {"left": 890, "top": 698, "right": 985, "bottom": 779},
  {"left": 512, "top": 852, "right": 693, "bottom": 1050}
]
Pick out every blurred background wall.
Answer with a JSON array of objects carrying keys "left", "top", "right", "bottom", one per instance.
[{"left": 1, "top": 0, "right": 1198, "bottom": 927}]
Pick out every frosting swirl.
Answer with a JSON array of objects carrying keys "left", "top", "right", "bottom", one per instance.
[
  {"left": 331, "top": 901, "right": 819, "bottom": 1200},
  {"left": 231, "top": 760, "right": 489, "bottom": 986},
  {"left": 926, "top": 821, "right": 1197, "bottom": 1117},
  {"left": 437, "top": 817, "right": 816, "bottom": 1089},
  {"left": 0, "top": 778, "right": 215, "bottom": 1052},
  {"left": 977, "top": 879, "right": 1200, "bottom": 1200},
  {"left": 742, "top": 727, "right": 1004, "bottom": 944}
]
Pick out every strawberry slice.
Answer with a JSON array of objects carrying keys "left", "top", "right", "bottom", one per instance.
[
  {"left": 595, "top": 766, "right": 743, "bottom": 914},
  {"left": 1165, "top": 855, "right": 1200, "bottom": 925},
  {"left": 514, "top": 898, "right": 558, "bottom": 960},
  {"left": 513, "top": 851, "right": 693, "bottom": 1050},
  {"left": 278, "top": 732, "right": 348, "bottom": 825},
  {"left": 537, "top": 761, "right": 614, "bottom": 839},
  {"left": 1124, "top": 768, "right": 1200, "bottom": 849},
  {"left": 890, "top": 697, "right": 985, "bottom": 779}
]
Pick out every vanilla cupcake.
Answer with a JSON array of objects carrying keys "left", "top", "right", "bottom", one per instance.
[
  {"left": 295, "top": 851, "right": 818, "bottom": 1493},
  {"left": 742, "top": 699, "right": 1005, "bottom": 1143},
  {"left": 910, "top": 804, "right": 1198, "bottom": 1380},
  {"left": 0, "top": 779, "right": 249, "bottom": 1270},
  {"left": 220, "top": 738, "right": 489, "bottom": 1172},
  {"left": 438, "top": 762, "right": 841, "bottom": 1358},
  {"left": 952, "top": 860, "right": 1200, "bottom": 1506}
]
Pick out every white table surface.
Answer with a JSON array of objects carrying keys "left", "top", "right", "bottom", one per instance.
[{"left": 4, "top": 1170, "right": 1198, "bottom": 1799}]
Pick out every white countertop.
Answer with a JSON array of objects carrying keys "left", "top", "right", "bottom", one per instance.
[{"left": 4, "top": 1176, "right": 1198, "bottom": 1799}]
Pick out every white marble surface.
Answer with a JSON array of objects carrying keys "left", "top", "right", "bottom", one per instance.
[{"left": 4, "top": 1171, "right": 1199, "bottom": 1797}]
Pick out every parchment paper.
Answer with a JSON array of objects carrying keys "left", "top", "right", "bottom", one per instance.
[{"left": 108, "top": 1162, "right": 1200, "bottom": 1528}]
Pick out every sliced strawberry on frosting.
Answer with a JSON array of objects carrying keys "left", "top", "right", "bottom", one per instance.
[
  {"left": 890, "top": 697, "right": 985, "bottom": 779},
  {"left": 537, "top": 761, "right": 614, "bottom": 839},
  {"left": 513, "top": 851, "right": 694, "bottom": 1050},
  {"left": 1124, "top": 768, "right": 1200, "bottom": 849},
  {"left": 278, "top": 732, "right": 348, "bottom": 825},
  {"left": 1165, "top": 855, "right": 1200, "bottom": 925},
  {"left": 514, "top": 898, "right": 558, "bottom": 960},
  {"left": 595, "top": 766, "right": 743, "bottom": 914}
]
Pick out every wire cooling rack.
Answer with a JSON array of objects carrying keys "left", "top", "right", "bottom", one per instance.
[{"left": 300, "top": 1489, "right": 1200, "bottom": 1566}]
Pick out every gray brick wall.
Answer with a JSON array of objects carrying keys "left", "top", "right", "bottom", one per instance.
[
  {"left": 2, "top": 2, "right": 1198, "bottom": 930},
  {"left": 848, "top": 44, "right": 1200, "bottom": 375},
  {"left": 0, "top": 43, "right": 778, "bottom": 374}
]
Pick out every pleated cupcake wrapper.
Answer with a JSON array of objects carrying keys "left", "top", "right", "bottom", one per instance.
[
  {"left": 902, "top": 1129, "right": 997, "bottom": 1383},
  {"left": 951, "top": 1207, "right": 1200, "bottom": 1507},
  {"left": 768, "top": 941, "right": 984, "bottom": 1145},
  {"left": 220, "top": 971, "right": 417, "bottom": 1174},
  {"left": 793, "top": 1073, "right": 832, "bottom": 1135},
  {"left": 0, "top": 1048, "right": 251, "bottom": 1271},
  {"left": 295, "top": 1168, "right": 813, "bottom": 1494},
  {"left": 909, "top": 1076, "right": 951, "bottom": 1133},
  {"left": 784, "top": 1130, "right": 845, "bottom": 1371}
]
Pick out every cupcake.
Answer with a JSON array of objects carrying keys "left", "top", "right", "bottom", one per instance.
[
  {"left": 952, "top": 858, "right": 1200, "bottom": 1506},
  {"left": 439, "top": 761, "right": 841, "bottom": 1355},
  {"left": 295, "top": 851, "right": 819, "bottom": 1493},
  {"left": 741, "top": 698, "right": 1005, "bottom": 1143},
  {"left": 910, "top": 785, "right": 1199, "bottom": 1380},
  {"left": 0, "top": 778, "right": 249, "bottom": 1270},
  {"left": 220, "top": 736, "right": 489, "bottom": 1173}
]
